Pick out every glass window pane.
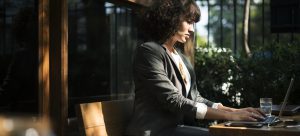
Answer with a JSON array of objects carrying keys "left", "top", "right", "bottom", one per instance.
[
  {"left": 0, "top": 0, "right": 38, "bottom": 114},
  {"left": 68, "top": 0, "right": 137, "bottom": 117}
]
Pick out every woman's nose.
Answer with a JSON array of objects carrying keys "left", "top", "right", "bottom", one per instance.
[{"left": 188, "top": 24, "right": 195, "bottom": 32}]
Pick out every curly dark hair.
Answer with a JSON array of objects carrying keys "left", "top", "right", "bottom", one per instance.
[{"left": 139, "top": 0, "right": 200, "bottom": 44}]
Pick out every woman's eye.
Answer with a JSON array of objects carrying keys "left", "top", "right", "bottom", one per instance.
[{"left": 187, "top": 20, "right": 194, "bottom": 24}]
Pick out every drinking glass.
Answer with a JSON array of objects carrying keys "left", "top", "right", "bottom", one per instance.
[{"left": 260, "top": 98, "right": 272, "bottom": 116}]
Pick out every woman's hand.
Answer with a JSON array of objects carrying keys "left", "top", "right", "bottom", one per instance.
[
  {"left": 236, "top": 107, "right": 266, "bottom": 117},
  {"left": 217, "top": 105, "right": 265, "bottom": 121},
  {"left": 227, "top": 110, "right": 264, "bottom": 121}
]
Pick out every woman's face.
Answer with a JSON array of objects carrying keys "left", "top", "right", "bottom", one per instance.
[{"left": 174, "top": 21, "right": 194, "bottom": 43}]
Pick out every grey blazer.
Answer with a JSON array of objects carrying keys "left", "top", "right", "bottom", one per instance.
[{"left": 126, "top": 42, "right": 214, "bottom": 136}]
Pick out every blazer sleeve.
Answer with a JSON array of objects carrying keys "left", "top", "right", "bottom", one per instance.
[
  {"left": 194, "top": 88, "right": 214, "bottom": 107},
  {"left": 134, "top": 43, "right": 197, "bottom": 118}
]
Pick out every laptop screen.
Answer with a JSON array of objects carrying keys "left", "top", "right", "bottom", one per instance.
[{"left": 278, "top": 76, "right": 295, "bottom": 117}]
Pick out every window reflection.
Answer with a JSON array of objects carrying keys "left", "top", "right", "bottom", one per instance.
[
  {"left": 68, "top": 0, "right": 137, "bottom": 117},
  {"left": 0, "top": 0, "right": 38, "bottom": 114}
]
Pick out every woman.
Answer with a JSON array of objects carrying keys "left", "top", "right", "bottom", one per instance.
[{"left": 126, "top": 0, "right": 264, "bottom": 136}]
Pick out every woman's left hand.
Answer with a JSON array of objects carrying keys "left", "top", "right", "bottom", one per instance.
[
  {"left": 218, "top": 105, "right": 266, "bottom": 120},
  {"left": 237, "top": 107, "right": 266, "bottom": 117}
]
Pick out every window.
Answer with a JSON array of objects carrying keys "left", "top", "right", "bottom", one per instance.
[
  {"left": 68, "top": 0, "right": 138, "bottom": 117},
  {"left": 0, "top": 0, "right": 38, "bottom": 114}
]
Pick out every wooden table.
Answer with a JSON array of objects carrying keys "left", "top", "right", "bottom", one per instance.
[{"left": 209, "top": 115, "right": 300, "bottom": 136}]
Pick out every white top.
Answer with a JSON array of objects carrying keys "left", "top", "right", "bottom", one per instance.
[{"left": 170, "top": 51, "right": 191, "bottom": 95}]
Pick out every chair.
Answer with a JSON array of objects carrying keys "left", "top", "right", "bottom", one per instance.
[{"left": 76, "top": 99, "right": 133, "bottom": 136}]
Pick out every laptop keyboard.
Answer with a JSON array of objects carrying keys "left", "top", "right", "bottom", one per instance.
[{"left": 260, "top": 116, "right": 281, "bottom": 125}]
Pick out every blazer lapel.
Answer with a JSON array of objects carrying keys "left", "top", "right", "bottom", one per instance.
[
  {"left": 162, "top": 45, "right": 187, "bottom": 97},
  {"left": 177, "top": 50, "right": 196, "bottom": 97}
]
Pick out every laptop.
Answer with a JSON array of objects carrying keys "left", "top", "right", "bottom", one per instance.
[
  {"left": 225, "top": 76, "right": 298, "bottom": 127},
  {"left": 272, "top": 77, "right": 300, "bottom": 116},
  {"left": 256, "top": 76, "right": 296, "bottom": 125}
]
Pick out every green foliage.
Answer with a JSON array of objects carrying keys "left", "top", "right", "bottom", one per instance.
[
  {"left": 195, "top": 47, "right": 239, "bottom": 106},
  {"left": 196, "top": 34, "right": 208, "bottom": 48},
  {"left": 194, "top": 42, "right": 300, "bottom": 109}
]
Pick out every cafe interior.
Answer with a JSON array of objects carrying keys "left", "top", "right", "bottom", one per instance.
[{"left": 0, "top": 0, "right": 299, "bottom": 135}]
